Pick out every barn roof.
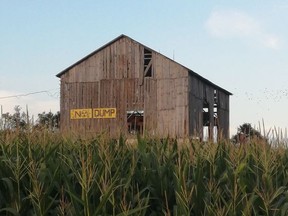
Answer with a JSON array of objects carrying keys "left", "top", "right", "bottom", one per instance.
[{"left": 56, "top": 34, "right": 232, "bottom": 95}]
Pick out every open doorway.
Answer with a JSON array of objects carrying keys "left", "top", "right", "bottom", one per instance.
[
  {"left": 203, "top": 100, "right": 210, "bottom": 141},
  {"left": 127, "top": 110, "right": 144, "bottom": 134},
  {"left": 213, "top": 89, "right": 219, "bottom": 142}
]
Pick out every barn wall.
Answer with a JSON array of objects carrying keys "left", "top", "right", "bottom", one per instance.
[
  {"left": 143, "top": 78, "right": 157, "bottom": 135},
  {"left": 205, "top": 84, "right": 216, "bottom": 140},
  {"left": 188, "top": 74, "right": 230, "bottom": 140},
  {"left": 217, "top": 90, "right": 230, "bottom": 139},
  {"left": 59, "top": 35, "right": 230, "bottom": 138},
  {"left": 60, "top": 37, "right": 145, "bottom": 136},
  {"left": 61, "top": 37, "right": 143, "bottom": 82},
  {"left": 60, "top": 37, "right": 191, "bottom": 138},
  {"left": 188, "top": 75, "right": 204, "bottom": 138},
  {"left": 153, "top": 53, "right": 189, "bottom": 137}
]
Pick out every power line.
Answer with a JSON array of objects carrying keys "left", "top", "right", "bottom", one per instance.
[{"left": 0, "top": 89, "right": 59, "bottom": 100}]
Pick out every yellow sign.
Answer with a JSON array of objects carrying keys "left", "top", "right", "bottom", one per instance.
[
  {"left": 70, "top": 108, "right": 116, "bottom": 119},
  {"left": 93, "top": 108, "right": 116, "bottom": 119},
  {"left": 70, "top": 109, "right": 92, "bottom": 119}
]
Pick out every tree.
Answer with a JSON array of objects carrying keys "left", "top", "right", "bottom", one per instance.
[
  {"left": 35, "top": 111, "right": 60, "bottom": 130},
  {"left": 1, "top": 106, "right": 29, "bottom": 130},
  {"left": 0, "top": 106, "right": 60, "bottom": 132},
  {"left": 232, "top": 123, "right": 263, "bottom": 143}
]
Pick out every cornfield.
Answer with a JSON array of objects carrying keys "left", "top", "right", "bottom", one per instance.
[{"left": 1, "top": 130, "right": 288, "bottom": 215}]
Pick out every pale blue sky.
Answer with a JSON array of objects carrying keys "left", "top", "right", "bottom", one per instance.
[{"left": 0, "top": 1, "right": 287, "bottom": 135}]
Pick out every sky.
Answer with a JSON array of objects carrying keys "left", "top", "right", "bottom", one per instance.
[{"left": 0, "top": 1, "right": 287, "bottom": 136}]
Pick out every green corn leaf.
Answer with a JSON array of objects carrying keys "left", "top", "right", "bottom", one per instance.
[{"left": 0, "top": 207, "right": 20, "bottom": 216}]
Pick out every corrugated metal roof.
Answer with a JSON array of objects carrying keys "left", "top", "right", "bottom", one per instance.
[{"left": 56, "top": 34, "right": 232, "bottom": 95}]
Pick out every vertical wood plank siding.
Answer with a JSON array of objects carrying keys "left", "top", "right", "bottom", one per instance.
[
  {"left": 59, "top": 35, "right": 230, "bottom": 138},
  {"left": 60, "top": 37, "right": 146, "bottom": 136},
  {"left": 218, "top": 91, "right": 230, "bottom": 139},
  {"left": 188, "top": 75, "right": 204, "bottom": 138},
  {"left": 154, "top": 53, "right": 189, "bottom": 137},
  {"left": 188, "top": 74, "right": 230, "bottom": 140}
]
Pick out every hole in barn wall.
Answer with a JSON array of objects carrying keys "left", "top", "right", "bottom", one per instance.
[
  {"left": 127, "top": 110, "right": 144, "bottom": 134},
  {"left": 144, "top": 48, "right": 153, "bottom": 77}
]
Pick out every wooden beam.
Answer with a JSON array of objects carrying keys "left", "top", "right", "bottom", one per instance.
[{"left": 144, "top": 60, "right": 152, "bottom": 76}]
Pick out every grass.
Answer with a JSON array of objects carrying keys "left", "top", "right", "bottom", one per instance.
[{"left": 1, "top": 130, "right": 288, "bottom": 215}]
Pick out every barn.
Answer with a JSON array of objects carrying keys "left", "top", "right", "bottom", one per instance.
[{"left": 56, "top": 34, "right": 232, "bottom": 139}]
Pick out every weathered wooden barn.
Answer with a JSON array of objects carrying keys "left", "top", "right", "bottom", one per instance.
[{"left": 56, "top": 35, "right": 232, "bottom": 139}]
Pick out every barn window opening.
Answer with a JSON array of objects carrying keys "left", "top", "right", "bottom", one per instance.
[
  {"left": 213, "top": 126, "right": 218, "bottom": 142},
  {"left": 127, "top": 110, "right": 144, "bottom": 134},
  {"left": 213, "top": 89, "right": 219, "bottom": 141},
  {"left": 213, "top": 89, "right": 218, "bottom": 126},
  {"left": 203, "top": 100, "right": 210, "bottom": 126},
  {"left": 144, "top": 48, "right": 152, "bottom": 77},
  {"left": 203, "top": 126, "right": 209, "bottom": 142},
  {"left": 203, "top": 100, "right": 210, "bottom": 141}
]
